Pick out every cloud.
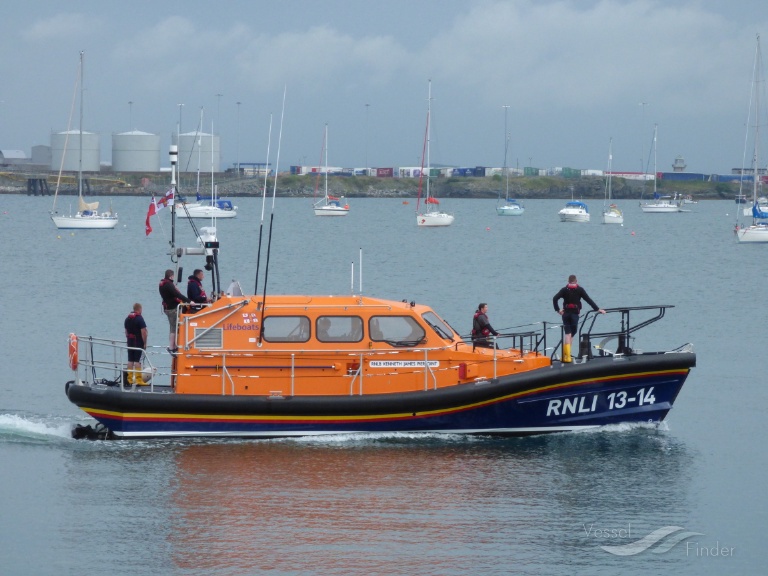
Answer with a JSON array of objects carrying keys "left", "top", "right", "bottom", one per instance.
[{"left": 22, "top": 13, "right": 104, "bottom": 42}]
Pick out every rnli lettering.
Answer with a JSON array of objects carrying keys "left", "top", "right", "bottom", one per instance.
[
  {"left": 547, "top": 395, "right": 598, "bottom": 416},
  {"left": 546, "top": 387, "right": 657, "bottom": 417},
  {"left": 369, "top": 360, "right": 439, "bottom": 368}
]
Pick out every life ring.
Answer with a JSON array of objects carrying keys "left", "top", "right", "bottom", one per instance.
[{"left": 68, "top": 333, "right": 78, "bottom": 371}]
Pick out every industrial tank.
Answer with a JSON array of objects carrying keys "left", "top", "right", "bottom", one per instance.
[
  {"left": 177, "top": 132, "right": 221, "bottom": 173},
  {"left": 50, "top": 130, "right": 101, "bottom": 172},
  {"left": 112, "top": 131, "right": 161, "bottom": 172}
]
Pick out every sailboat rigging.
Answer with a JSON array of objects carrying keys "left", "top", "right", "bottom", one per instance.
[
  {"left": 601, "top": 138, "right": 623, "bottom": 224},
  {"left": 416, "top": 80, "right": 454, "bottom": 227},
  {"left": 496, "top": 106, "right": 524, "bottom": 216},
  {"left": 313, "top": 123, "right": 349, "bottom": 216},
  {"left": 736, "top": 34, "right": 768, "bottom": 243},
  {"left": 50, "top": 51, "right": 118, "bottom": 230},
  {"left": 640, "top": 124, "right": 681, "bottom": 213}
]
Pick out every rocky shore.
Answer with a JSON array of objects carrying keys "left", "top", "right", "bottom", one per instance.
[{"left": 1, "top": 171, "right": 741, "bottom": 200}]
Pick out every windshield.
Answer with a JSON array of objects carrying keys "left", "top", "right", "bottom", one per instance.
[{"left": 421, "top": 311, "right": 455, "bottom": 340}]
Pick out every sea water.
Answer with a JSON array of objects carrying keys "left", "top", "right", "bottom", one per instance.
[{"left": 0, "top": 195, "right": 764, "bottom": 575}]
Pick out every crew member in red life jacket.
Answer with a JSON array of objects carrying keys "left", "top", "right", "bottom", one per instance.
[
  {"left": 552, "top": 275, "right": 605, "bottom": 363},
  {"left": 471, "top": 303, "right": 500, "bottom": 349},
  {"left": 187, "top": 269, "right": 210, "bottom": 312},
  {"left": 124, "top": 303, "right": 148, "bottom": 385},
  {"left": 159, "top": 269, "right": 190, "bottom": 352}
]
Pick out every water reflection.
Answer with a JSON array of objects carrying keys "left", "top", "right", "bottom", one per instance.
[{"left": 165, "top": 428, "right": 695, "bottom": 575}]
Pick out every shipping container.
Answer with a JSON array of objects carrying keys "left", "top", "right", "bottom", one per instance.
[
  {"left": 376, "top": 167, "right": 394, "bottom": 178},
  {"left": 581, "top": 169, "right": 603, "bottom": 177},
  {"left": 473, "top": 166, "right": 486, "bottom": 177},
  {"left": 713, "top": 174, "right": 752, "bottom": 183},
  {"left": 523, "top": 166, "right": 538, "bottom": 176},
  {"left": 657, "top": 172, "right": 708, "bottom": 181}
]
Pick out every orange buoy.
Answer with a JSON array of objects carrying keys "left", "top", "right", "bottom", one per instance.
[{"left": 68, "top": 333, "right": 78, "bottom": 371}]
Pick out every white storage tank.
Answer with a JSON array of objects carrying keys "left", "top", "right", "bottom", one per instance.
[
  {"left": 112, "top": 131, "right": 161, "bottom": 172},
  {"left": 177, "top": 132, "right": 221, "bottom": 173},
  {"left": 51, "top": 130, "right": 101, "bottom": 172}
]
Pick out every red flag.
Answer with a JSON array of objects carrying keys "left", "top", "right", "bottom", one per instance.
[{"left": 145, "top": 200, "right": 157, "bottom": 236}]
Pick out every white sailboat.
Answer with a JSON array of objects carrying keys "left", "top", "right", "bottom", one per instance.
[
  {"left": 601, "top": 138, "right": 623, "bottom": 224},
  {"left": 737, "top": 34, "right": 768, "bottom": 243},
  {"left": 640, "top": 124, "right": 681, "bottom": 213},
  {"left": 314, "top": 124, "right": 349, "bottom": 216},
  {"left": 50, "top": 51, "right": 118, "bottom": 230},
  {"left": 416, "top": 80, "right": 454, "bottom": 227},
  {"left": 496, "top": 107, "right": 524, "bottom": 216},
  {"left": 179, "top": 112, "right": 237, "bottom": 219}
]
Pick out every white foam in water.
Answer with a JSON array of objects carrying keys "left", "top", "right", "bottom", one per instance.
[{"left": 0, "top": 413, "right": 74, "bottom": 441}]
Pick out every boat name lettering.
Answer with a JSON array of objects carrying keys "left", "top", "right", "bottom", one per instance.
[
  {"left": 223, "top": 323, "right": 260, "bottom": 331},
  {"left": 546, "top": 387, "right": 656, "bottom": 417},
  {"left": 369, "top": 360, "right": 439, "bottom": 368}
]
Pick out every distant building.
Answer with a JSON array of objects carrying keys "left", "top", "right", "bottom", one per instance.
[
  {"left": 0, "top": 149, "right": 31, "bottom": 166},
  {"left": 672, "top": 156, "right": 687, "bottom": 172}
]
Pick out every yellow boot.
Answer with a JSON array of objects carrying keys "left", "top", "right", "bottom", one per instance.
[
  {"left": 126, "top": 368, "right": 135, "bottom": 385},
  {"left": 563, "top": 343, "right": 572, "bottom": 363},
  {"left": 135, "top": 368, "right": 147, "bottom": 386}
]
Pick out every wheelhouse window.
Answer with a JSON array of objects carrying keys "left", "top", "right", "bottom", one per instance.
[
  {"left": 369, "top": 315, "right": 426, "bottom": 345},
  {"left": 421, "top": 311, "right": 455, "bottom": 340},
  {"left": 263, "top": 316, "right": 310, "bottom": 343},
  {"left": 316, "top": 316, "right": 364, "bottom": 343}
]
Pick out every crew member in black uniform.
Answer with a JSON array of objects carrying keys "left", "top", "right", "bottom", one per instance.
[
  {"left": 187, "top": 269, "right": 210, "bottom": 312},
  {"left": 552, "top": 275, "right": 605, "bottom": 362},
  {"left": 124, "top": 303, "right": 148, "bottom": 385},
  {"left": 471, "top": 303, "right": 500, "bottom": 348},
  {"left": 159, "top": 269, "right": 190, "bottom": 352}
]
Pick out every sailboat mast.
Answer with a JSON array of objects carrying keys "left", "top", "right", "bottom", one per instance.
[
  {"left": 754, "top": 34, "right": 762, "bottom": 212},
  {"left": 426, "top": 79, "right": 432, "bottom": 201},
  {"left": 324, "top": 123, "right": 328, "bottom": 201},
  {"left": 653, "top": 124, "right": 658, "bottom": 196},
  {"left": 78, "top": 50, "right": 84, "bottom": 199}
]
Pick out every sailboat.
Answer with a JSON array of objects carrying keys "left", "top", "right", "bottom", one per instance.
[
  {"left": 416, "top": 80, "right": 454, "bottom": 227},
  {"left": 736, "top": 34, "right": 768, "bottom": 243},
  {"left": 496, "top": 109, "right": 524, "bottom": 216},
  {"left": 640, "top": 125, "right": 681, "bottom": 213},
  {"left": 50, "top": 51, "right": 118, "bottom": 230},
  {"left": 601, "top": 138, "right": 623, "bottom": 224},
  {"left": 314, "top": 124, "right": 349, "bottom": 216},
  {"left": 179, "top": 113, "right": 237, "bottom": 219}
]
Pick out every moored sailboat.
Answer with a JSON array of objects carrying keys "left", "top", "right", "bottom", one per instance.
[
  {"left": 50, "top": 51, "right": 118, "bottom": 230},
  {"left": 314, "top": 123, "right": 349, "bottom": 216},
  {"left": 640, "top": 125, "right": 681, "bottom": 213},
  {"left": 736, "top": 34, "right": 768, "bottom": 243},
  {"left": 416, "top": 80, "right": 454, "bottom": 227},
  {"left": 601, "top": 138, "right": 623, "bottom": 224},
  {"left": 496, "top": 106, "right": 524, "bottom": 216}
]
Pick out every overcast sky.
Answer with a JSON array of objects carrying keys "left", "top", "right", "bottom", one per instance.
[{"left": 1, "top": 0, "right": 766, "bottom": 174}]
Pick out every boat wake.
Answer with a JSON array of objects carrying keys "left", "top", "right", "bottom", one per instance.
[{"left": 0, "top": 413, "right": 75, "bottom": 443}]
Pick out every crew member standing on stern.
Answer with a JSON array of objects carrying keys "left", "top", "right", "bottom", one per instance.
[
  {"left": 124, "top": 303, "right": 148, "bottom": 385},
  {"left": 159, "top": 269, "right": 190, "bottom": 352},
  {"left": 552, "top": 275, "right": 605, "bottom": 363}
]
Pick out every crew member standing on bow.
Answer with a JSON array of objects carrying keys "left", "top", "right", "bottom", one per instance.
[
  {"left": 471, "top": 303, "right": 500, "bottom": 349},
  {"left": 124, "top": 303, "right": 148, "bottom": 385},
  {"left": 552, "top": 275, "right": 605, "bottom": 363},
  {"left": 187, "top": 269, "right": 210, "bottom": 312},
  {"left": 159, "top": 269, "right": 190, "bottom": 352}
]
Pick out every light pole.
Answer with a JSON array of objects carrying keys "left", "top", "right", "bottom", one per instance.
[
  {"left": 236, "top": 101, "right": 241, "bottom": 176},
  {"left": 128, "top": 101, "right": 133, "bottom": 132}
]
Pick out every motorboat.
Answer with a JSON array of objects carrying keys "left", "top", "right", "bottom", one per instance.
[
  {"left": 63, "top": 145, "right": 696, "bottom": 439},
  {"left": 559, "top": 201, "right": 590, "bottom": 222}
]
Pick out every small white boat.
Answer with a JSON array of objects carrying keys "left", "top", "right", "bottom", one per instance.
[
  {"left": 496, "top": 107, "right": 524, "bottom": 217},
  {"left": 313, "top": 124, "right": 349, "bottom": 217},
  {"left": 496, "top": 199, "right": 525, "bottom": 216},
  {"left": 600, "top": 138, "right": 623, "bottom": 224},
  {"left": 416, "top": 81, "right": 453, "bottom": 227},
  {"left": 50, "top": 52, "right": 118, "bottom": 230},
  {"left": 640, "top": 194, "right": 682, "bottom": 213},
  {"left": 743, "top": 196, "right": 768, "bottom": 217},
  {"left": 559, "top": 200, "right": 590, "bottom": 222},
  {"left": 179, "top": 196, "right": 238, "bottom": 219}
]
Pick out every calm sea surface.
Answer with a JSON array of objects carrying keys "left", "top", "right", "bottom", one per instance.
[{"left": 1, "top": 194, "right": 764, "bottom": 575}]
